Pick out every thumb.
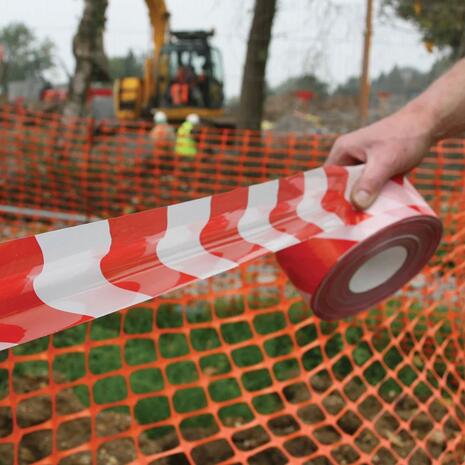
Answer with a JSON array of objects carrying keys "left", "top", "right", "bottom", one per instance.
[{"left": 351, "top": 156, "right": 396, "bottom": 209}]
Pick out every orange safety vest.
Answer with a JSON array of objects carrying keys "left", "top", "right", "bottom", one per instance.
[{"left": 171, "top": 83, "right": 189, "bottom": 105}]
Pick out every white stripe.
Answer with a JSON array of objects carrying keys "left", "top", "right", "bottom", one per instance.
[
  {"left": 34, "top": 220, "right": 149, "bottom": 317},
  {"left": 317, "top": 206, "right": 419, "bottom": 242},
  {"left": 156, "top": 197, "right": 237, "bottom": 279},
  {"left": 297, "top": 168, "right": 343, "bottom": 231},
  {"left": 0, "top": 342, "right": 16, "bottom": 351},
  {"left": 238, "top": 180, "right": 299, "bottom": 252}
]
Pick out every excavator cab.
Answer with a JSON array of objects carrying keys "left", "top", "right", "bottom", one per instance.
[
  {"left": 156, "top": 31, "right": 224, "bottom": 112},
  {"left": 114, "top": 30, "right": 225, "bottom": 122}
]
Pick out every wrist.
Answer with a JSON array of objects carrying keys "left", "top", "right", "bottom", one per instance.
[{"left": 399, "top": 98, "right": 438, "bottom": 145}]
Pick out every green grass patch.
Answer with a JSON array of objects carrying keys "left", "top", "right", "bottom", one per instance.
[
  {"left": 0, "top": 369, "right": 8, "bottom": 399},
  {"left": 135, "top": 396, "right": 170, "bottom": 424},
  {"left": 12, "top": 337, "right": 49, "bottom": 355},
  {"left": 221, "top": 322, "right": 252, "bottom": 344},
  {"left": 180, "top": 414, "right": 219, "bottom": 438},
  {"left": 130, "top": 368, "right": 164, "bottom": 394},
  {"left": 159, "top": 333, "right": 189, "bottom": 358},
  {"left": 124, "top": 307, "right": 153, "bottom": 334},
  {"left": 273, "top": 358, "right": 300, "bottom": 381},
  {"left": 232, "top": 345, "right": 263, "bottom": 367},
  {"left": 242, "top": 369, "right": 272, "bottom": 392},
  {"left": 89, "top": 345, "right": 122, "bottom": 374},
  {"left": 219, "top": 402, "right": 254, "bottom": 426},
  {"left": 53, "top": 353, "right": 85, "bottom": 382},
  {"left": 295, "top": 324, "right": 317, "bottom": 347},
  {"left": 200, "top": 353, "right": 231, "bottom": 376},
  {"left": 264, "top": 335, "right": 293, "bottom": 357},
  {"left": 215, "top": 297, "right": 244, "bottom": 319},
  {"left": 157, "top": 304, "right": 183, "bottom": 328},
  {"left": 167, "top": 361, "right": 198, "bottom": 385},
  {"left": 13, "top": 361, "right": 49, "bottom": 382},
  {"left": 333, "top": 356, "right": 353, "bottom": 381},
  {"left": 90, "top": 314, "right": 121, "bottom": 340},
  {"left": 187, "top": 301, "right": 212, "bottom": 324},
  {"left": 364, "top": 361, "right": 386, "bottom": 386},
  {"left": 398, "top": 365, "right": 417, "bottom": 386},
  {"left": 252, "top": 393, "right": 283, "bottom": 415},
  {"left": 0, "top": 351, "right": 8, "bottom": 363},
  {"left": 53, "top": 325, "right": 86, "bottom": 348},
  {"left": 191, "top": 328, "right": 221, "bottom": 351},
  {"left": 125, "top": 339, "right": 156, "bottom": 365},
  {"left": 253, "top": 312, "right": 286, "bottom": 335},
  {"left": 289, "top": 301, "right": 312, "bottom": 324},
  {"left": 302, "top": 347, "right": 323, "bottom": 371},
  {"left": 173, "top": 387, "right": 207, "bottom": 413},
  {"left": 94, "top": 375, "right": 128, "bottom": 404},
  {"left": 325, "top": 334, "right": 344, "bottom": 358},
  {"left": 353, "top": 342, "right": 373, "bottom": 366},
  {"left": 209, "top": 378, "right": 241, "bottom": 402}
]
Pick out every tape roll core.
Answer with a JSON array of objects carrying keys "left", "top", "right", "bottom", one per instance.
[
  {"left": 310, "top": 215, "right": 443, "bottom": 320},
  {"left": 348, "top": 245, "right": 408, "bottom": 294}
]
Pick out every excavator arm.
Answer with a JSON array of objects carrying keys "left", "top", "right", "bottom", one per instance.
[
  {"left": 143, "top": 0, "right": 170, "bottom": 106},
  {"left": 144, "top": 0, "right": 170, "bottom": 64},
  {"left": 114, "top": 0, "right": 170, "bottom": 120}
]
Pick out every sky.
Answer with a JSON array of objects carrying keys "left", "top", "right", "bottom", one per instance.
[{"left": 0, "top": 0, "right": 443, "bottom": 97}]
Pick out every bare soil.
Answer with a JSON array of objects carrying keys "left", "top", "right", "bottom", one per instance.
[{"left": 0, "top": 374, "right": 463, "bottom": 465}]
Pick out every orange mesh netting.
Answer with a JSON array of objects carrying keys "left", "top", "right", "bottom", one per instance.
[{"left": 0, "top": 105, "right": 465, "bottom": 465}]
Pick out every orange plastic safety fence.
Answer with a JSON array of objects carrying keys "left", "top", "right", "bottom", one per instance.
[{"left": 0, "top": 105, "right": 464, "bottom": 465}]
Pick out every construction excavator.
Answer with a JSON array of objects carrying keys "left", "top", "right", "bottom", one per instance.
[{"left": 114, "top": 0, "right": 227, "bottom": 124}]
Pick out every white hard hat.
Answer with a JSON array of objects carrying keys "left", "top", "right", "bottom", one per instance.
[
  {"left": 154, "top": 111, "right": 167, "bottom": 124},
  {"left": 187, "top": 113, "right": 200, "bottom": 125}
]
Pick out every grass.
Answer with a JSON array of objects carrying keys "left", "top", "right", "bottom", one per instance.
[{"left": 0, "top": 298, "right": 460, "bottom": 428}]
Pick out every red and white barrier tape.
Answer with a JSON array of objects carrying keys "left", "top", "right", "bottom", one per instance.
[{"left": 0, "top": 165, "right": 442, "bottom": 350}]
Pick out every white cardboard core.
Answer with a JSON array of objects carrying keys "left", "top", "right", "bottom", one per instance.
[{"left": 349, "top": 246, "right": 408, "bottom": 294}]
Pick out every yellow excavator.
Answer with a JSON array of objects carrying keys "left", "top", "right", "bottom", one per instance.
[{"left": 114, "top": 0, "right": 226, "bottom": 124}]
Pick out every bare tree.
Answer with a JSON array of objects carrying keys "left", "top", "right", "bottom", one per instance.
[
  {"left": 64, "top": 0, "right": 110, "bottom": 117},
  {"left": 238, "top": 0, "right": 277, "bottom": 130}
]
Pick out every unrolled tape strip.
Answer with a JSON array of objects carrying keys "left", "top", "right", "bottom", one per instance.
[{"left": 0, "top": 165, "right": 442, "bottom": 350}]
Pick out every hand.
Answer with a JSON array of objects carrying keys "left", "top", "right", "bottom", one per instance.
[{"left": 326, "top": 105, "right": 434, "bottom": 209}]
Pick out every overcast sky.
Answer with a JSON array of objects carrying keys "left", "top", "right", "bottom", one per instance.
[{"left": 1, "top": 0, "right": 442, "bottom": 97}]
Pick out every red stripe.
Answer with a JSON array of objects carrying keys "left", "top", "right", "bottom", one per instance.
[
  {"left": 201, "top": 187, "right": 262, "bottom": 263},
  {"left": 270, "top": 173, "right": 322, "bottom": 240},
  {"left": 102, "top": 207, "right": 195, "bottom": 296},
  {"left": 391, "top": 175, "right": 404, "bottom": 185},
  {"left": 276, "top": 237, "right": 357, "bottom": 295},
  {"left": 323, "top": 166, "right": 369, "bottom": 225},
  {"left": 0, "top": 236, "right": 89, "bottom": 344}
]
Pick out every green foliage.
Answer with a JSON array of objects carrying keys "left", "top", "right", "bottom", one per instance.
[
  {"left": 109, "top": 49, "right": 145, "bottom": 79},
  {"left": 0, "top": 22, "right": 55, "bottom": 91},
  {"left": 335, "top": 60, "right": 453, "bottom": 98},
  {"left": 383, "top": 0, "right": 465, "bottom": 57}
]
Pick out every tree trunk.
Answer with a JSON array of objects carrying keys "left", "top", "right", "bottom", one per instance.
[
  {"left": 64, "top": 0, "right": 110, "bottom": 117},
  {"left": 237, "top": 0, "right": 277, "bottom": 130}
]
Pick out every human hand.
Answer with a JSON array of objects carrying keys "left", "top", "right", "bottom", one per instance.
[{"left": 326, "top": 106, "right": 434, "bottom": 209}]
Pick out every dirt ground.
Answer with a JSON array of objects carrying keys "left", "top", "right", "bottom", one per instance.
[{"left": 0, "top": 372, "right": 463, "bottom": 465}]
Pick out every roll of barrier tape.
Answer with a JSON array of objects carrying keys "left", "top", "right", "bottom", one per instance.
[
  {"left": 277, "top": 166, "right": 442, "bottom": 321},
  {"left": 0, "top": 165, "right": 441, "bottom": 350}
]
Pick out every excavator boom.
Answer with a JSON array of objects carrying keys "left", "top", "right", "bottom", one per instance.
[{"left": 144, "top": 0, "right": 169, "bottom": 64}]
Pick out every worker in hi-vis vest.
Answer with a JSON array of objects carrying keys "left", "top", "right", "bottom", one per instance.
[
  {"left": 149, "top": 111, "right": 176, "bottom": 145},
  {"left": 175, "top": 113, "right": 200, "bottom": 157}
]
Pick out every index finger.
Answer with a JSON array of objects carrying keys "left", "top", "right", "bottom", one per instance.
[{"left": 326, "top": 140, "right": 364, "bottom": 167}]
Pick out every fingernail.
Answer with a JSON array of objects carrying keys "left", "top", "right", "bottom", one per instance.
[{"left": 353, "top": 190, "right": 373, "bottom": 209}]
